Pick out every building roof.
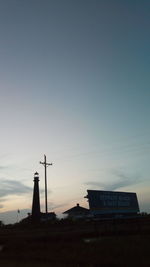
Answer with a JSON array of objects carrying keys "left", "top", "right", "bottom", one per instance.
[{"left": 63, "top": 203, "right": 89, "bottom": 214}]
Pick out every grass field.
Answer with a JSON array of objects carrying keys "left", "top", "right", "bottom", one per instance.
[{"left": 0, "top": 218, "right": 150, "bottom": 266}]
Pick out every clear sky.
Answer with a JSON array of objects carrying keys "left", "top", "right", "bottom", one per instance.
[{"left": 0, "top": 0, "right": 150, "bottom": 224}]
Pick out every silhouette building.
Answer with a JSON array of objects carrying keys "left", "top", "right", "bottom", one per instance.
[
  {"left": 32, "top": 172, "right": 41, "bottom": 221},
  {"left": 63, "top": 203, "right": 89, "bottom": 219}
]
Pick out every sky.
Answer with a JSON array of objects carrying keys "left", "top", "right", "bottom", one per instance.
[{"left": 0, "top": 0, "right": 150, "bottom": 224}]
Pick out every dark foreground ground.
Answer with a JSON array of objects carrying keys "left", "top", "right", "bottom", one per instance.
[{"left": 0, "top": 217, "right": 150, "bottom": 266}]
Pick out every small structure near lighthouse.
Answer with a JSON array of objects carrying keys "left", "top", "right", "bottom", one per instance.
[
  {"left": 32, "top": 172, "right": 41, "bottom": 222},
  {"left": 63, "top": 203, "right": 89, "bottom": 220}
]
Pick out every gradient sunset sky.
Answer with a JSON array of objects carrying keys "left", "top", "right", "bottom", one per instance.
[{"left": 0, "top": 0, "right": 150, "bottom": 223}]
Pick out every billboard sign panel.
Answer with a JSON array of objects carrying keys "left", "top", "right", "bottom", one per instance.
[{"left": 86, "top": 190, "right": 139, "bottom": 215}]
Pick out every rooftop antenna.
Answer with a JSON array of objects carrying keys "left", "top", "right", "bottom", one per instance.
[{"left": 40, "top": 155, "right": 52, "bottom": 214}]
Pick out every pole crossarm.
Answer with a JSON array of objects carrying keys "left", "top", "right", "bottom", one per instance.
[{"left": 40, "top": 162, "right": 52, "bottom": 166}]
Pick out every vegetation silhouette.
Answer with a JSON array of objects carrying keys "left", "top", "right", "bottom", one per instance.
[{"left": 0, "top": 215, "right": 150, "bottom": 266}]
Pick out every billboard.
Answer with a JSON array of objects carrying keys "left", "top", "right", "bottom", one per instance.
[{"left": 86, "top": 190, "right": 140, "bottom": 215}]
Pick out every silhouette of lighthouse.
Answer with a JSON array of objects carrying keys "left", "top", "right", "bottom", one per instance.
[{"left": 32, "top": 172, "right": 41, "bottom": 221}]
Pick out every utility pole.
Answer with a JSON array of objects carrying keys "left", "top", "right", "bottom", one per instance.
[{"left": 40, "top": 155, "right": 52, "bottom": 214}]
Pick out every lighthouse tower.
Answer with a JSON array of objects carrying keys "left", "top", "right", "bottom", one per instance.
[{"left": 32, "top": 172, "right": 41, "bottom": 221}]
